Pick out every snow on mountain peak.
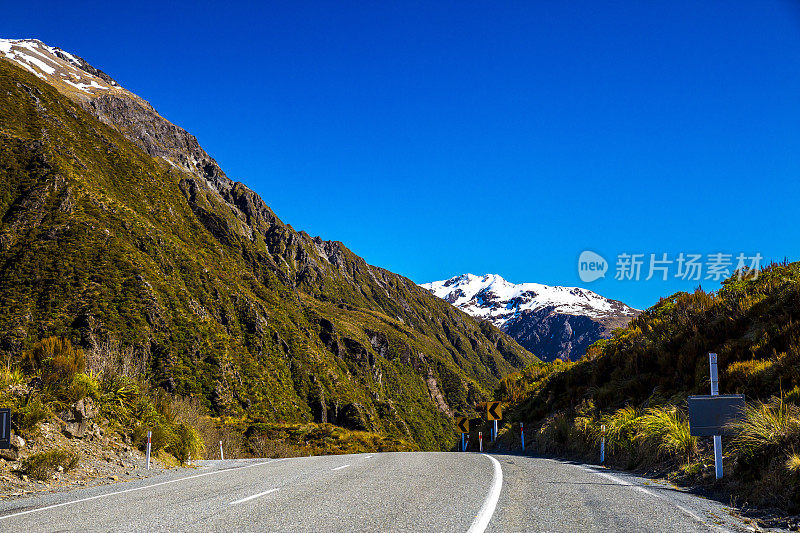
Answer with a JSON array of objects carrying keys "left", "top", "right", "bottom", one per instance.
[
  {"left": 0, "top": 38, "right": 123, "bottom": 97},
  {"left": 420, "top": 273, "right": 639, "bottom": 329}
]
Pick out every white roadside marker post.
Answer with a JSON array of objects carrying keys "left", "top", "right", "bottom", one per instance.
[
  {"left": 600, "top": 425, "right": 606, "bottom": 464},
  {"left": 146, "top": 431, "right": 152, "bottom": 470},
  {"left": 219, "top": 440, "right": 224, "bottom": 461},
  {"left": 520, "top": 422, "right": 525, "bottom": 452},
  {"left": 493, "top": 419, "right": 498, "bottom": 442},
  {"left": 709, "top": 353, "right": 723, "bottom": 479},
  {"left": 479, "top": 431, "right": 483, "bottom": 452}
]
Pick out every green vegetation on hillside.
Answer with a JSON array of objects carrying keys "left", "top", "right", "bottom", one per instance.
[
  {"left": 0, "top": 58, "right": 536, "bottom": 453},
  {"left": 495, "top": 262, "right": 800, "bottom": 511}
]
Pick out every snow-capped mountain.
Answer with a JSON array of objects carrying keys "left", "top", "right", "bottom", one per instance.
[{"left": 421, "top": 274, "right": 640, "bottom": 361}]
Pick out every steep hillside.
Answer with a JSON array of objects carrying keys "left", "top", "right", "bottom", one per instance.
[
  {"left": 493, "top": 262, "right": 800, "bottom": 511},
  {"left": 422, "top": 274, "right": 638, "bottom": 361},
  {"left": 0, "top": 50, "right": 536, "bottom": 452}
]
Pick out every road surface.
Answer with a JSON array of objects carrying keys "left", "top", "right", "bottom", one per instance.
[{"left": 0, "top": 452, "right": 760, "bottom": 532}]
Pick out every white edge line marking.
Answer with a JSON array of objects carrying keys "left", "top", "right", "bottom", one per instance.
[
  {"left": 229, "top": 488, "right": 279, "bottom": 505},
  {"left": 332, "top": 464, "right": 350, "bottom": 471},
  {"left": 466, "top": 454, "right": 503, "bottom": 533},
  {"left": 585, "top": 467, "right": 728, "bottom": 532},
  {"left": 0, "top": 459, "right": 289, "bottom": 521}
]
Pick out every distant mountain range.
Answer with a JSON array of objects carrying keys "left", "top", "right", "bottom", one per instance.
[{"left": 421, "top": 274, "right": 640, "bottom": 361}]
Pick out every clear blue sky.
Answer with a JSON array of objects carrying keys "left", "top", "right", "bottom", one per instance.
[{"left": 4, "top": 1, "right": 800, "bottom": 310}]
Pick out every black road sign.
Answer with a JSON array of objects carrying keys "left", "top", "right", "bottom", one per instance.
[
  {"left": 0, "top": 408, "right": 10, "bottom": 449},
  {"left": 688, "top": 395, "right": 745, "bottom": 436},
  {"left": 487, "top": 401, "right": 502, "bottom": 421},
  {"left": 456, "top": 417, "right": 469, "bottom": 433}
]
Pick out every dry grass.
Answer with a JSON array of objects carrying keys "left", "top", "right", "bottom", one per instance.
[{"left": 729, "top": 397, "right": 800, "bottom": 459}]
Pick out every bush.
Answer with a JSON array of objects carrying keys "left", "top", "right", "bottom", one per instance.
[
  {"left": 169, "top": 423, "right": 205, "bottom": 464},
  {"left": 15, "top": 397, "right": 49, "bottom": 431},
  {"left": 21, "top": 449, "right": 79, "bottom": 480},
  {"left": 22, "top": 337, "right": 85, "bottom": 387},
  {"left": 68, "top": 372, "right": 100, "bottom": 402}
]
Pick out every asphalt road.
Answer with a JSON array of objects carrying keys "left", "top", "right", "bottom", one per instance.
[{"left": 0, "top": 452, "right": 762, "bottom": 532}]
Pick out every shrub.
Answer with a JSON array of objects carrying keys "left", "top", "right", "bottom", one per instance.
[
  {"left": 21, "top": 449, "right": 79, "bottom": 480},
  {"left": 0, "top": 367, "right": 25, "bottom": 389},
  {"left": 15, "top": 397, "right": 49, "bottom": 431},
  {"left": 22, "top": 337, "right": 85, "bottom": 387},
  {"left": 100, "top": 375, "right": 139, "bottom": 419},
  {"left": 169, "top": 423, "right": 205, "bottom": 464},
  {"left": 68, "top": 372, "right": 100, "bottom": 402}
]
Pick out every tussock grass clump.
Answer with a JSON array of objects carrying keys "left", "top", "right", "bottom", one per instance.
[
  {"left": 602, "top": 406, "right": 641, "bottom": 456},
  {"left": 21, "top": 449, "right": 79, "bottom": 480},
  {"left": 638, "top": 406, "right": 696, "bottom": 465},
  {"left": 786, "top": 453, "right": 800, "bottom": 473},
  {"left": 729, "top": 396, "right": 800, "bottom": 459}
]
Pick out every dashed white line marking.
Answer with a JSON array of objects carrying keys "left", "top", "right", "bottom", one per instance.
[
  {"left": 466, "top": 454, "right": 503, "bottom": 533},
  {"left": 0, "top": 459, "right": 286, "bottom": 521},
  {"left": 364, "top": 455, "right": 373, "bottom": 459},
  {"left": 229, "top": 488, "right": 279, "bottom": 505},
  {"left": 332, "top": 464, "right": 350, "bottom": 471}
]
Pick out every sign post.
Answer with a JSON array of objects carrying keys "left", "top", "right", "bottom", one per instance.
[
  {"left": 709, "top": 353, "right": 723, "bottom": 479},
  {"left": 145, "top": 431, "right": 152, "bottom": 470},
  {"left": 456, "top": 417, "right": 469, "bottom": 451},
  {"left": 486, "top": 402, "right": 502, "bottom": 442},
  {"left": 688, "top": 353, "right": 746, "bottom": 480},
  {"left": 0, "top": 409, "right": 10, "bottom": 450},
  {"left": 520, "top": 422, "right": 525, "bottom": 452}
]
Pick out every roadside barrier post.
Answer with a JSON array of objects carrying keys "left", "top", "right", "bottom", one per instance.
[
  {"left": 479, "top": 431, "right": 483, "bottom": 452},
  {"left": 709, "top": 353, "right": 723, "bottom": 479},
  {"left": 220, "top": 440, "right": 224, "bottom": 461},
  {"left": 520, "top": 422, "right": 525, "bottom": 452},
  {"left": 146, "top": 431, "right": 152, "bottom": 470},
  {"left": 600, "top": 425, "right": 606, "bottom": 464}
]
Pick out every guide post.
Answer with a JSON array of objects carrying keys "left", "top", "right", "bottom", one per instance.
[
  {"left": 520, "top": 422, "right": 525, "bottom": 452},
  {"left": 600, "top": 425, "right": 606, "bottom": 464},
  {"left": 146, "top": 431, "right": 152, "bottom": 470}
]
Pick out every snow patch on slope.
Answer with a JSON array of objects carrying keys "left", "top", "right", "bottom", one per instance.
[{"left": 0, "top": 38, "right": 120, "bottom": 92}]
